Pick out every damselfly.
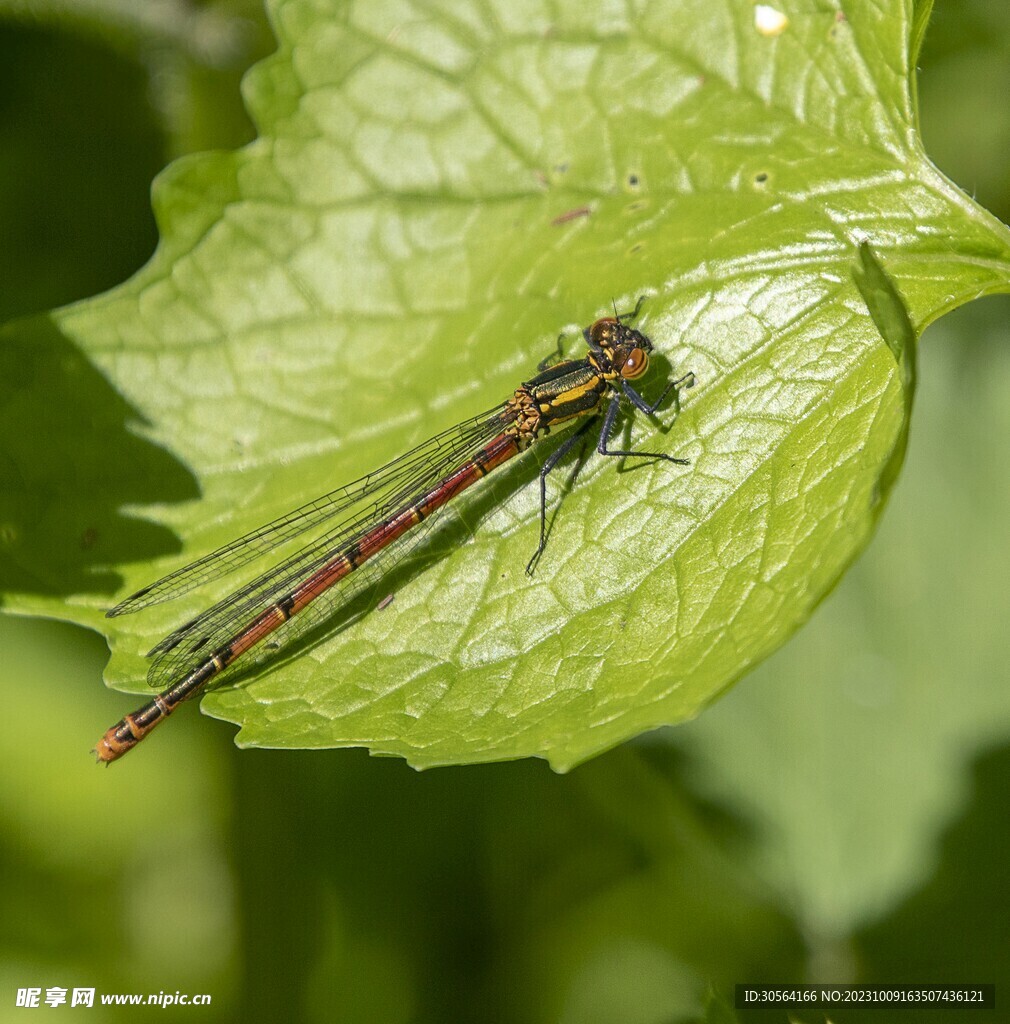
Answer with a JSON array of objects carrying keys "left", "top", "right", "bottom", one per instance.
[{"left": 96, "top": 301, "right": 695, "bottom": 762}]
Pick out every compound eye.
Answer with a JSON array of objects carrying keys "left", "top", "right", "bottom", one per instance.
[{"left": 621, "top": 346, "right": 649, "bottom": 379}]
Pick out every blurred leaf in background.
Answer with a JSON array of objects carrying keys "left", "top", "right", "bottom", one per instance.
[
  {"left": 915, "top": 0, "right": 1010, "bottom": 226},
  {"left": 669, "top": 296, "right": 1010, "bottom": 983},
  {"left": 1, "top": 1, "right": 1009, "bottom": 1023}
]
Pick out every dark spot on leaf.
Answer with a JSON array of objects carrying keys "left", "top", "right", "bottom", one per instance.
[{"left": 551, "top": 205, "right": 591, "bottom": 226}]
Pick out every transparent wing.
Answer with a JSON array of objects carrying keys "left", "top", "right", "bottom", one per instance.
[
  {"left": 121, "top": 407, "right": 509, "bottom": 691},
  {"left": 108, "top": 408, "right": 505, "bottom": 616}
]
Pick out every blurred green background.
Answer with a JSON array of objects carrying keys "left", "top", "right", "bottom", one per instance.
[{"left": 1, "top": 1, "right": 1008, "bottom": 1021}]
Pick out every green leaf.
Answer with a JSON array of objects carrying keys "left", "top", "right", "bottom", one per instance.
[
  {"left": 851, "top": 240, "right": 917, "bottom": 498},
  {"left": 5, "top": 0, "right": 1010, "bottom": 768}
]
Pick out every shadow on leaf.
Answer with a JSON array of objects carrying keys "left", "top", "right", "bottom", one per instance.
[{"left": 0, "top": 313, "right": 198, "bottom": 599}]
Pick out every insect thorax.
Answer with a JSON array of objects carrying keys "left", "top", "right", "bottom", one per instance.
[{"left": 505, "top": 388, "right": 543, "bottom": 450}]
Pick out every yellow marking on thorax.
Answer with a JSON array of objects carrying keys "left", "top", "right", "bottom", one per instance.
[{"left": 546, "top": 378, "right": 602, "bottom": 408}]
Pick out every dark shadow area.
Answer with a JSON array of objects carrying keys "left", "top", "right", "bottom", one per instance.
[
  {"left": 0, "top": 21, "right": 164, "bottom": 321},
  {"left": 231, "top": 745, "right": 804, "bottom": 1024},
  {"left": 856, "top": 741, "right": 1010, "bottom": 1001},
  {"left": 0, "top": 314, "right": 198, "bottom": 598}
]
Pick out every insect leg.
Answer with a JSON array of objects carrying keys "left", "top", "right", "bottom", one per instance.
[
  {"left": 621, "top": 372, "right": 696, "bottom": 417},
  {"left": 526, "top": 416, "right": 598, "bottom": 576},
  {"left": 615, "top": 294, "right": 647, "bottom": 322},
  {"left": 597, "top": 390, "right": 691, "bottom": 465}
]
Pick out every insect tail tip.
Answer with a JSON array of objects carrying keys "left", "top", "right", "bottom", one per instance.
[{"left": 92, "top": 730, "right": 122, "bottom": 765}]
